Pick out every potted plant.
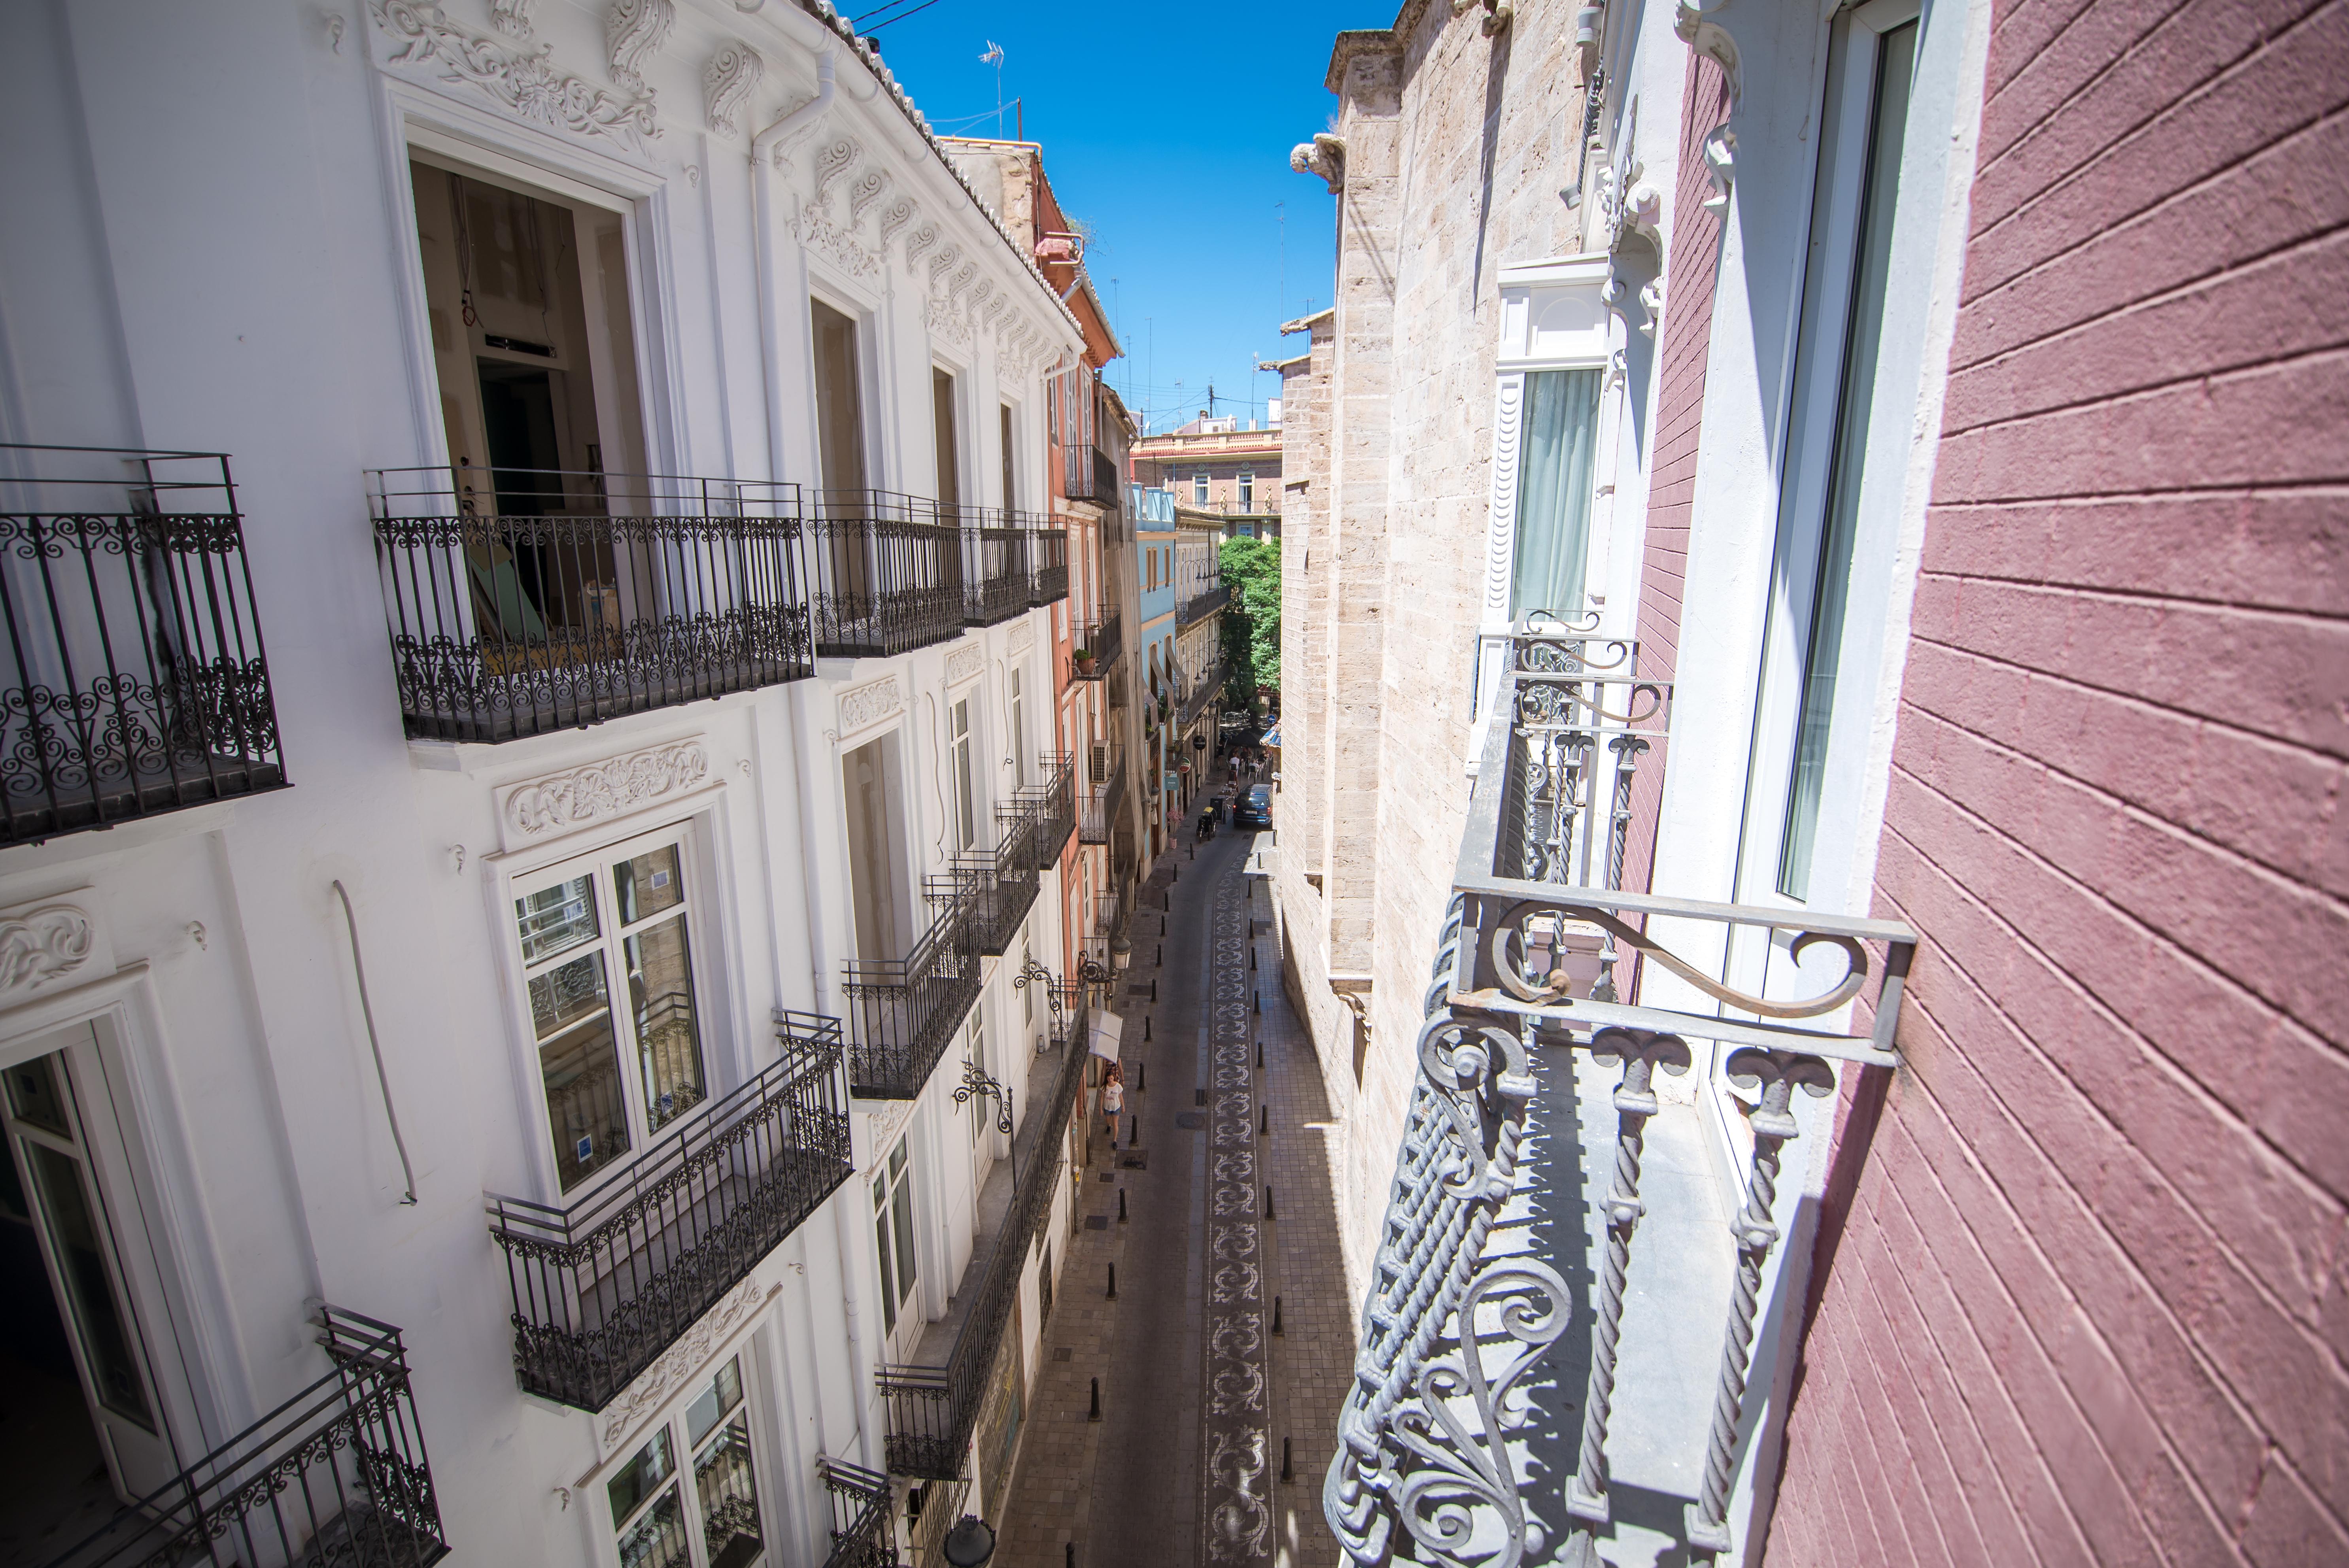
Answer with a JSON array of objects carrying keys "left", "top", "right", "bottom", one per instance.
[{"left": 1073, "top": 645, "right": 1096, "bottom": 675}]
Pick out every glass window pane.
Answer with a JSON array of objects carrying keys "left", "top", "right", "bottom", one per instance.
[
  {"left": 608, "top": 1429, "right": 676, "bottom": 1525},
  {"left": 1780, "top": 19, "right": 1919, "bottom": 900},
  {"left": 1510, "top": 368, "right": 1603, "bottom": 621},
  {"left": 541, "top": 1014, "right": 629, "bottom": 1190},
  {"left": 890, "top": 1181, "right": 917, "bottom": 1306},
  {"left": 614, "top": 846, "right": 685, "bottom": 926},
  {"left": 695, "top": 1413, "right": 763, "bottom": 1568},
  {"left": 529, "top": 950, "right": 610, "bottom": 1040},
  {"left": 516, "top": 876, "right": 599, "bottom": 964},
  {"left": 5, "top": 1053, "right": 72, "bottom": 1138},
  {"left": 26, "top": 1143, "right": 152, "bottom": 1428},
  {"left": 614, "top": 1485, "right": 688, "bottom": 1568},
  {"left": 875, "top": 1209, "right": 898, "bottom": 1334},
  {"left": 687, "top": 1356, "right": 744, "bottom": 1448},
  {"left": 626, "top": 919, "right": 705, "bottom": 1133}
]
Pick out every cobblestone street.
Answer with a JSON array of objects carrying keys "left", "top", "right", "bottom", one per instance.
[{"left": 994, "top": 806, "right": 1351, "bottom": 1567}]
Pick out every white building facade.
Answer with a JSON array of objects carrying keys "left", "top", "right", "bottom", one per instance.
[{"left": 0, "top": 3, "right": 1097, "bottom": 1566}]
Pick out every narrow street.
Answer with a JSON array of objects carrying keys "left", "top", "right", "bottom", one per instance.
[{"left": 995, "top": 794, "right": 1352, "bottom": 1567}]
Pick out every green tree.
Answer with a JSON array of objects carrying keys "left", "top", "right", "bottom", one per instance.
[{"left": 1218, "top": 535, "right": 1279, "bottom": 712}]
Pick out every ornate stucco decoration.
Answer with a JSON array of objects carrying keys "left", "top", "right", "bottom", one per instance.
[
  {"left": 848, "top": 168, "right": 893, "bottom": 229},
  {"left": 925, "top": 297, "right": 973, "bottom": 348},
  {"left": 861, "top": 1095, "right": 916, "bottom": 1156},
  {"left": 1289, "top": 133, "right": 1345, "bottom": 193},
  {"left": 499, "top": 737, "right": 712, "bottom": 844},
  {"left": 877, "top": 198, "right": 919, "bottom": 255},
  {"left": 1008, "top": 619, "right": 1034, "bottom": 656},
  {"left": 1675, "top": 0, "right": 1741, "bottom": 208},
  {"left": 945, "top": 640, "right": 984, "bottom": 688},
  {"left": 0, "top": 901, "right": 101, "bottom": 1003},
  {"left": 606, "top": 0, "right": 675, "bottom": 94},
  {"left": 490, "top": 0, "right": 535, "bottom": 39},
  {"left": 703, "top": 42, "right": 762, "bottom": 137},
  {"left": 371, "top": 1, "right": 659, "bottom": 152},
  {"left": 598, "top": 1276, "right": 777, "bottom": 1454},
  {"left": 903, "top": 223, "right": 942, "bottom": 276},
  {"left": 795, "top": 136, "right": 880, "bottom": 276},
  {"left": 811, "top": 136, "right": 863, "bottom": 213},
  {"left": 837, "top": 677, "right": 903, "bottom": 736}
]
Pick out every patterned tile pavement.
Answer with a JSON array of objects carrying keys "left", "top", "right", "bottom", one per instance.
[{"left": 990, "top": 809, "right": 1351, "bottom": 1568}]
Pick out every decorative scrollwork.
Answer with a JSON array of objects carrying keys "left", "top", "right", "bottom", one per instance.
[{"left": 1488, "top": 899, "right": 1870, "bottom": 1019}]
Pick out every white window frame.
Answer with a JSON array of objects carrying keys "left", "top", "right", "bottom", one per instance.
[
  {"left": 949, "top": 697, "right": 978, "bottom": 852},
  {"left": 1237, "top": 472, "right": 1254, "bottom": 510},
  {"left": 501, "top": 817, "right": 725, "bottom": 1200},
  {"left": 594, "top": 1338, "right": 775, "bottom": 1568},
  {"left": 1192, "top": 472, "right": 1209, "bottom": 506},
  {"left": 871, "top": 1135, "right": 920, "bottom": 1356}
]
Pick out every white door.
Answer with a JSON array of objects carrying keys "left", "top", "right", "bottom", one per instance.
[{"left": 2, "top": 1025, "right": 188, "bottom": 1502}]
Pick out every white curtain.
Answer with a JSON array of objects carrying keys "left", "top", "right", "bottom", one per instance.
[{"left": 1509, "top": 368, "right": 1603, "bottom": 621}]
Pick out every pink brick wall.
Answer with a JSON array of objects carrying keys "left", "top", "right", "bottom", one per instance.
[
  {"left": 1769, "top": 3, "right": 2349, "bottom": 1562},
  {"left": 1620, "top": 52, "right": 1731, "bottom": 904}
]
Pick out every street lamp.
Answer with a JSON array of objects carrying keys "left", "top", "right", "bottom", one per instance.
[
  {"left": 952, "top": 1058, "right": 1013, "bottom": 1139},
  {"left": 1011, "top": 956, "right": 1065, "bottom": 1031},
  {"left": 942, "top": 1514, "right": 998, "bottom": 1566}
]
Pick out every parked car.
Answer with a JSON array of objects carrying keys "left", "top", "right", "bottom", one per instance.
[{"left": 1234, "top": 786, "right": 1272, "bottom": 829}]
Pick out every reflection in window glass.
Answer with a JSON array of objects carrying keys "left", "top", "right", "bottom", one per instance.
[
  {"left": 626, "top": 918, "right": 704, "bottom": 1132},
  {"left": 1509, "top": 368, "right": 1603, "bottom": 621},
  {"left": 690, "top": 1358, "right": 761, "bottom": 1568},
  {"left": 515, "top": 876, "right": 599, "bottom": 963},
  {"left": 26, "top": 1141, "right": 153, "bottom": 1428},
  {"left": 1780, "top": 20, "right": 1918, "bottom": 900}
]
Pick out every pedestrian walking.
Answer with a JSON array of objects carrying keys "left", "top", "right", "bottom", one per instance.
[{"left": 1102, "top": 1062, "right": 1126, "bottom": 1146}]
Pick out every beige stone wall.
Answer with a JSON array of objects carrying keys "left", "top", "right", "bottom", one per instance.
[{"left": 1273, "top": 1, "right": 1592, "bottom": 1281}]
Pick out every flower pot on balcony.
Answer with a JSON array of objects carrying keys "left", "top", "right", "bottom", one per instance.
[{"left": 1075, "top": 651, "right": 1098, "bottom": 675}]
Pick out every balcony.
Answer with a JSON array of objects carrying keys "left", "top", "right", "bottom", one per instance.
[
  {"left": 1323, "top": 625, "right": 1918, "bottom": 1567},
  {"left": 1181, "top": 663, "right": 1225, "bottom": 727},
  {"left": 936, "top": 810, "right": 1043, "bottom": 960},
  {"left": 1030, "top": 525, "right": 1069, "bottom": 608},
  {"left": 959, "top": 511, "right": 1033, "bottom": 629},
  {"left": 879, "top": 985, "right": 1091, "bottom": 1476},
  {"left": 1079, "top": 751, "right": 1125, "bottom": 846},
  {"left": 1015, "top": 752, "right": 1077, "bottom": 867},
  {"left": 843, "top": 887, "right": 984, "bottom": 1099},
  {"left": 41, "top": 1307, "right": 447, "bottom": 1568},
  {"left": 0, "top": 445, "right": 285, "bottom": 845},
  {"left": 818, "top": 1458, "right": 898, "bottom": 1568},
  {"left": 1062, "top": 442, "right": 1124, "bottom": 506},
  {"left": 1177, "top": 581, "right": 1229, "bottom": 627},
  {"left": 486, "top": 1014, "right": 852, "bottom": 1411},
  {"left": 370, "top": 466, "right": 812, "bottom": 744},
  {"left": 806, "top": 489, "right": 969, "bottom": 659},
  {"left": 1068, "top": 606, "right": 1121, "bottom": 682}
]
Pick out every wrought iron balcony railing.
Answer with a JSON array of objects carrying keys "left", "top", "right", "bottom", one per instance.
[
  {"left": 879, "top": 986, "right": 1090, "bottom": 1477},
  {"left": 1181, "top": 663, "right": 1225, "bottom": 727},
  {"left": 843, "top": 885, "right": 984, "bottom": 1099},
  {"left": 1062, "top": 442, "right": 1123, "bottom": 505},
  {"left": 805, "top": 489, "right": 969, "bottom": 659},
  {"left": 1079, "top": 751, "right": 1125, "bottom": 846},
  {"left": 1016, "top": 752, "right": 1077, "bottom": 867},
  {"left": 370, "top": 466, "right": 813, "bottom": 744},
  {"left": 935, "top": 805, "right": 1043, "bottom": 960},
  {"left": 1031, "top": 524, "right": 1069, "bottom": 607},
  {"left": 40, "top": 1307, "right": 447, "bottom": 1568},
  {"left": 1178, "top": 580, "right": 1229, "bottom": 627},
  {"left": 960, "top": 513, "right": 1034, "bottom": 629},
  {"left": 1324, "top": 626, "right": 1918, "bottom": 1568},
  {"left": 0, "top": 445, "right": 285, "bottom": 845},
  {"left": 819, "top": 1457, "right": 900, "bottom": 1568},
  {"left": 486, "top": 1014, "right": 852, "bottom": 1411},
  {"left": 1068, "top": 605, "right": 1121, "bottom": 683}
]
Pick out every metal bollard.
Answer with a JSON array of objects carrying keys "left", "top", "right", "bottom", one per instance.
[
  {"left": 1067, "top": 1545, "right": 1077, "bottom": 1568},
  {"left": 1107, "top": 1263, "right": 1117, "bottom": 1299},
  {"left": 1272, "top": 1296, "right": 1283, "bottom": 1336},
  {"left": 1259, "top": 1103, "right": 1268, "bottom": 1137},
  {"left": 1144, "top": 1016, "right": 1152, "bottom": 1042},
  {"left": 1253, "top": 993, "right": 1261, "bottom": 1015},
  {"left": 1257, "top": 1039, "right": 1264, "bottom": 1069},
  {"left": 1281, "top": 1437, "right": 1295, "bottom": 1485},
  {"left": 1264, "top": 1186, "right": 1276, "bottom": 1220},
  {"left": 1138, "top": 1061, "right": 1146, "bottom": 1092},
  {"left": 1119, "top": 1189, "right": 1128, "bottom": 1223},
  {"left": 1089, "top": 1378, "right": 1102, "bottom": 1421}
]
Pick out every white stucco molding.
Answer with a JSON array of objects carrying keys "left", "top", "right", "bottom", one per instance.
[
  {"left": 702, "top": 40, "right": 763, "bottom": 137},
  {"left": 945, "top": 640, "right": 985, "bottom": 689},
  {"left": 597, "top": 1275, "right": 779, "bottom": 1457},
  {"left": 1008, "top": 619, "right": 1035, "bottom": 656},
  {"left": 496, "top": 736, "right": 714, "bottom": 850},
  {"left": 369, "top": 0, "right": 660, "bottom": 155},
  {"left": 0, "top": 894, "right": 110, "bottom": 1008},
  {"left": 835, "top": 676, "right": 904, "bottom": 741}
]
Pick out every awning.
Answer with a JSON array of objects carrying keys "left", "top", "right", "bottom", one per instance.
[
  {"left": 1260, "top": 724, "right": 1282, "bottom": 748},
  {"left": 1089, "top": 1011, "right": 1124, "bottom": 1062}
]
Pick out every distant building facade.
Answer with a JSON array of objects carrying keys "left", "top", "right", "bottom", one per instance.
[{"left": 1132, "top": 417, "right": 1283, "bottom": 538}]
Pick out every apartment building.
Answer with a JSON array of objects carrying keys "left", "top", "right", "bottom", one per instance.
[
  {"left": 1170, "top": 509, "right": 1227, "bottom": 818},
  {"left": 0, "top": 5, "right": 1111, "bottom": 1566},
  {"left": 1131, "top": 416, "right": 1282, "bottom": 538},
  {"left": 1279, "top": 0, "right": 2345, "bottom": 1565}
]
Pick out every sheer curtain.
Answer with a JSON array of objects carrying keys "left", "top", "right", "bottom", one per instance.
[{"left": 1510, "top": 368, "right": 1603, "bottom": 621}]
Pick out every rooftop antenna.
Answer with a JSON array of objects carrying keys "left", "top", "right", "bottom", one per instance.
[{"left": 979, "top": 40, "right": 1005, "bottom": 136}]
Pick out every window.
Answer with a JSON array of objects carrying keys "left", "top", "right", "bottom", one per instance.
[
  {"left": 1009, "top": 668, "right": 1027, "bottom": 788},
  {"left": 966, "top": 1011, "right": 991, "bottom": 1143},
  {"left": 513, "top": 829, "right": 707, "bottom": 1192},
  {"left": 872, "top": 1138, "right": 917, "bottom": 1334},
  {"left": 1778, "top": 16, "right": 1920, "bottom": 899},
  {"left": 1000, "top": 403, "right": 1017, "bottom": 508},
  {"left": 1510, "top": 370, "right": 1604, "bottom": 619},
  {"left": 932, "top": 367, "right": 961, "bottom": 510},
  {"left": 1237, "top": 472, "right": 1254, "bottom": 510},
  {"left": 950, "top": 697, "right": 977, "bottom": 852},
  {"left": 1193, "top": 473, "right": 1209, "bottom": 506},
  {"left": 607, "top": 1355, "right": 764, "bottom": 1568},
  {"left": 812, "top": 300, "right": 867, "bottom": 494}
]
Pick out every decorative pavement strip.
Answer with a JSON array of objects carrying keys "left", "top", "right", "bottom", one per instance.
[{"left": 1204, "top": 864, "right": 1272, "bottom": 1563}]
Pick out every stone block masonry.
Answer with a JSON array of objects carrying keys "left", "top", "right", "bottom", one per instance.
[{"left": 1767, "top": 2, "right": 2349, "bottom": 1562}]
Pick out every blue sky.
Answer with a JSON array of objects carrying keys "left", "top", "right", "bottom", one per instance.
[{"left": 852, "top": 2, "right": 1354, "bottom": 434}]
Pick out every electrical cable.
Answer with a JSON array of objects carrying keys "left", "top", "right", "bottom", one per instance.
[{"left": 332, "top": 881, "right": 419, "bottom": 1206}]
